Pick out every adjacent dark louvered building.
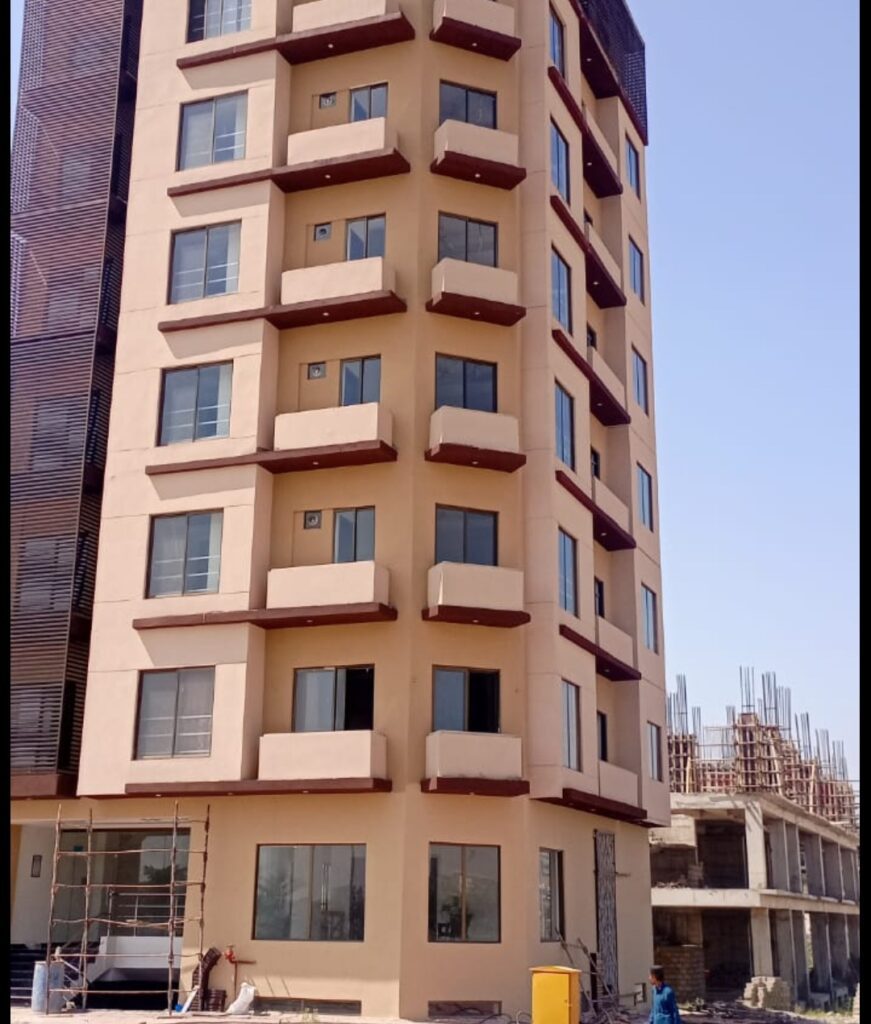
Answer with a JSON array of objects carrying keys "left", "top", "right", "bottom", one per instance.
[{"left": 10, "top": 0, "right": 142, "bottom": 797}]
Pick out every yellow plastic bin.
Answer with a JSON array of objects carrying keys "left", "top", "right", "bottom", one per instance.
[{"left": 530, "top": 965, "right": 581, "bottom": 1024}]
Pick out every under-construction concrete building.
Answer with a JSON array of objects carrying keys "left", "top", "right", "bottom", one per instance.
[{"left": 650, "top": 673, "right": 859, "bottom": 1011}]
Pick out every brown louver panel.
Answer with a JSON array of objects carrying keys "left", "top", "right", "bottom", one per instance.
[{"left": 10, "top": 0, "right": 142, "bottom": 792}]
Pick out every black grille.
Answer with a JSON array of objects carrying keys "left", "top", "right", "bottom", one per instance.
[{"left": 580, "top": 0, "right": 648, "bottom": 140}]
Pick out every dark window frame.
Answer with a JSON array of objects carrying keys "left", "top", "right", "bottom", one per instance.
[
  {"left": 158, "top": 361, "right": 233, "bottom": 446},
  {"left": 349, "top": 82, "right": 388, "bottom": 122},
  {"left": 628, "top": 237, "right": 645, "bottom": 301},
  {"left": 562, "top": 679, "right": 581, "bottom": 771},
  {"left": 187, "top": 0, "right": 253, "bottom": 44},
  {"left": 176, "top": 91, "right": 248, "bottom": 170},
  {"left": 291, "top": 665, "right": 375, "bottom": 733},
  {"left": 550, "top": 120, "right": 570, "bottom": 201},
  {"left": 597, "top": 710, "right": 609, "bottom": 762},
  {"left": 438, "top": 212, "right": 499, "bottom": 267},
  {"left": 439, "top": 80, "right": 498, "bottom": 128},
  {"left": 345, "top": 213, "right": 386, "bottom": 261},
  {"left": 435, "top": 353, "right": 498, "bottom": 413},
  {"left": 558, "top": 527, "right": 578, "bottom": 615},
  {"left": 134, "top": 666, "right": 215, "bottom": 759},
  {"left": 428, "top": 842, "right": 501, "bottom": 944},
  {"left": 332, "top": 506, "right": 376, "bottom": 563},
  {"left": 340, "top": 355, "right": 382, "bottom": 406},
  {"left": 626, "top": 136, "right": 641, "bottom": 195},
  {"left": 632, "top": 347, "right": 649, "bottom": 413},
  {"left": 642, "top": 584, "right": 658, "bottom": 652},
  {"left": 435, "top": 504, "right": 498, "bottom": 567},
  {"left": 590, "top": 447, "right": 601, "bottom": 480},
  {"left": 593, "top": 577, "right": 605, "bottom": 618},
  {"left": 637, "top": 463, "right": 654, "bottom": 530},
  {"left": 648, "top": 721, "right": 663, "bottom": 781},
  {"left": 551, "top": 247, "right": 572, "bottom": 332},
  {"left": 549, "top": 5, "right": 566, "bottom": 77},
  {"left": 554, "top": 381, "right": 575, "bottom": 470},
  {"left": 432, "top": 666, "right": 501, "bottom": 734},
  {"left": 146, "top": 510, "right": 223, "bottom": 598},
  {"left": 167, "top": 221, "right": 241, "bottom": 304},
  {"left": 539, "top": 847, "right": 565, "bottom": 942}
]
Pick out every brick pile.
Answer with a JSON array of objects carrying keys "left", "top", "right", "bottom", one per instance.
[{"left": 742, "top": 976, "right": 792, "bottom": 1011}]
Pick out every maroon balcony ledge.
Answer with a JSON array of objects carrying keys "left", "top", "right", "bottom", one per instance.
[
  {"left": 157, "top": 291, "right": 406, "bottom": 334},
  {"left": 123, "top": 778, "right": 392, "bottom": 797},
  {"left": 426, "top": 292, "right": 525, "bottom": 326},
  {"left": 539, "top": 786, "right": 647, "bottom": 825},
  {"left": 550, "top": 193, "right": 626, "bottom": 309},
  {"left": 559, "top": 622, "right": 641, "bottom": 682},
  {"left": 132, "top": 603, "right": 397, "bottom": 631},
  {"left": 547, "top": 66, "right": 622, "bottom": 199},
  {"left": 425, "top": 443, "right": 526, "bottom": 474},
  {"left": 555, "top": 469, "right": 635, "bottom": 551},
  {"left": 430, "top": 19, "right": 521, "bottom": 62},
  {"left": 145, "top": 440, "right": 397, "bottom": 477},
  {"left": 551, "top": 328, "right": 629, "bottom": 427},
  {"left": 421, "top": 605, "right": 531, "bottom": 628},
  {"left": 430, "top": 150, "right": 526, "bottom": 191},
  {"left": 12, "top": 773, "right": 78, "bottom": 800},
  {"left": 167, "top": 150, "right": 410, "bottom": 199},
  {"left": 421, "top": 777, "right": 530, "bottom": 797},
  {"left": 176, "top": 12, "right": 415, "bottom": 70}
]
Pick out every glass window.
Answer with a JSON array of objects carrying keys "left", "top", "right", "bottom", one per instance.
[
  {"left": 554, "top": 382, "right": 575, "bottom": 470},
  {"left": 550, "top": 121, "right": 570, "bottom": 201},
  {"left": 549, "top": 6, "right": 565, "bottom": 76},
  {"left": 334, "top": 507, "right": 375, "bottom": 563},
  {"left": 439, "top": 82, "right": 496, "bottom": 128},
  {"left": 626, "top": 137, "right": 640, "bottom": 195},
  {"left": 594, "top": 577, "right": 605, "bottom": 618},
  {"left": 433, "top": 668, "right": 499, "bottom": 733},
  {"left": 551, "top": 248, "right": 571, "bottom": 331},
  {"left": 350, "top": 83, "right": 388, "bottom": 122},
  {"left": 148, "top": 512, "right": 222, "bottom": 597},
  {"left": 436, "top": 507, "right": 497, "bottom": 566},
  {"left": 562, "top": 680, "right": 580, "bottom": 770},
  {"left": 17, "top": 536, "right": 75, "bottom": 611},
  {"left": 178, "top": 93, "right": 247, "bottom": 170},
  {"left": 632, "top": 348, "right": 649, "bottom": 413},
  {"left": 31, "top": 396, "right": 85, "bottom": 472},
  {"left": 136, "top": 668, "right": 214, "bottom": 758},
  {"left": 558, "top": 528, "right": 577, "bottom": 615},
  {"left": 435, "top": 355, "right": 496, "bottom": 413},
  {"left": 586, "top": 324, "right": 597, "bottom": 349},
  {"left": 539, "top": 849, "right": 564, "bottom": 942},
  {"left": 346, "top": 215, "right": 386, "bottom": 261},
  {"left": 648, "top": 721, "right": 663, "bottom": 781},
  {"left": 629, "top": 238, "right": 645, "bottom": 301},
  {"left": 169, "top": 222, "right": 240, "bottom": 303},
  {"left": 590, "top": 447, "right": 601, "bottom": 480},
  {"left": 254, "top": 844, "right": 366, "bottom": 941},
  {"left": 428, "top": 844, "right": 500, "bottom": 943},
  {"left": 340, "top": 356, "right": 381, "bottom": 405},
  {"left": 637, "top": 464, "right": 654, "bottom": 530},
  {"left": 293, "top": 667, "right": 374, "bottom": 732},
  {"left": 642, "top": 585, "right": 658, "bottom": 652},
  {"left": 438, "top": 214, "right": 497, "bottom": 267},
  {"left": 597, "top": 710, "right": 608, "bottom": 762},
  {"left": 187, "top": 0, "right": 251, "bottom": 42},
  {"left": 160, "top": 363, "right": 232, "bottom": 445}
]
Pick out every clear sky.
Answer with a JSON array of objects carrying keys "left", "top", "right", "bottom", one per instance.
[{"left": 9, "top": 1, "right": 859, "bottom": 778}]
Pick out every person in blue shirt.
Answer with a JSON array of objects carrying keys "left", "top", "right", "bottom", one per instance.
[{"left": 649, "top": 965, "right": 681, "bottom": 1024}]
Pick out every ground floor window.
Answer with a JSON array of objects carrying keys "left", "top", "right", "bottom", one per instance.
[
  {"left": 428, "top": 843, "right": 500, "bottom": 943},
  {"left": 253, "top": 844, "right": 366, "bottom": 941}
]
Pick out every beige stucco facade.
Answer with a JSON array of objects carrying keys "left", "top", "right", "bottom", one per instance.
[{"left": 12, "top": 0, "right": 668, "bottom": 1017}]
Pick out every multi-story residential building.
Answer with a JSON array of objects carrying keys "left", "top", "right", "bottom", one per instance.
[{"left": 11, "top": 1, "right": 669, "bottom": 1016}]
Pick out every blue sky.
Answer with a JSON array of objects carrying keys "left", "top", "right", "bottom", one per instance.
[{"left": 10, "top": 1, "right": 859, "bottom": 777}]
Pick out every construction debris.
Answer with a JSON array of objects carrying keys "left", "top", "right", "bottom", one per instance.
[{"left": 742, "top": 978, "right": 792, "bottom": 1012}]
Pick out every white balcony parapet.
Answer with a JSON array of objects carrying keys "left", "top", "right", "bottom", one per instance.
[
  {"left": 259, "top": 730, "right": 387, "bottom": 781},
  {"left": 431, "top": 0, "right": 520, "bottom": 60},
  {"left": 267, "top": 561, "right": 390, "bottom": 609},
  {"left": 431, "top": 120, "right": 525, "bottom": 189},
  {"left": 428, "top": 258, "right": 524, "bottom": 325},
  {"left": 281, "top": 256, "right": 395, "bottom": 307},
  {"left": 599, "top": 759, "right": 639, "bottom": 807},
  {"left": 595, "top": 615, "right": 635, "bottom": 669},
  {"left": 584, "top": 220, "right": 622, "bottom": 288},
  {"left": 426, "top": 731, "right": 522, "bottom": 780},
  {"left": 292, "top": 0, "right": 396, "bottom": 33},
  {"left": 591, "top": 476, "right": 630, "bottom": 533},
  {"left": 424, "top": 562, "right": 529, "bottom": 626},
  {"left": 274, "top": 402, "right": 393, "bottom": 453},
  {"left": 427, "top": 407, "right": 523, "bottom": 472},
  {"left": 287, "top": 117, "right": 397, "bottom": 167},
  {"left": 587, "top": 347, "right": 626, "bottom": 408}
]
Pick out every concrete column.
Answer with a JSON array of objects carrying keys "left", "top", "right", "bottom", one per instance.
[
  {"left": 744, "top": 802, "right": 768, "bottom": 890},
  {"left": 810, "top": 914, "right": 832, "bottom": 994},
  {"left": 792, "top": 911, "right": 810, "bottom": 1002},
  {"left": 828, "top": 915, "right": 849, "bottom": 982},
  {"left": 768, "top": 818, "right": 790, "bottom": 890},
  {"left": 785, "top": 823, "right": 802, "bottom": 893},
  {"left": 803, "top": 834, "right": 825, "bottom": 896},
  {"left": 822, "top": 842, "right": 844, "bottom": 900},
  {"left": 773, "top": 910, "right": 797, "bottom": 994},
  {"left": 839, "top": 848, "right": 856, "bottom": 901},
  {"left": 750, "top": 908, "right": 774, "bottom": 977},
  {"left": 846, "top": 915, "right": 859, "bottom": 962}
]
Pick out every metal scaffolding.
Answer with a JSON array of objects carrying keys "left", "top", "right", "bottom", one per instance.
[
  {"left": 666, "top": 671, "right": 859, "bottom": 833},
  {"left": 43, "top": 802, "right": 211, "bottom": 1015}
]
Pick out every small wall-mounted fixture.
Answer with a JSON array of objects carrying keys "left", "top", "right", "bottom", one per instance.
[
  {"left": 307, "top": 362, "right": 326, "bottom": 380},
  {"left": 304, "top": 511, "right": 322, "bottom": 530},
  {"left": 319, "top": 92, "right": 337, "bottom": 109},
  {"left": 313, "top": 223, "right": 332, "bottom": 241},
  {"left": 31, "top": 855, "right": 42, "bottom": 878}
]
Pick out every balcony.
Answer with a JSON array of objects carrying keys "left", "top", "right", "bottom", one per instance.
[
  {"left": 599, "top": 760, "right": 640, "bottom": 808},
  {"left": 551, "top": 328, "right": 629, "bottom": 427},
  {"left": 275, "top": 256, "right": 406, "bottom": 328},
  {"left": 268, "top": 402, "right": 397, "bottom": 472},
  {"left": 259, "top": 730, "right": 389, "bottom": 791},
  {"left": 264, "top": 560, "right": 396, "bottom": 626},
  {"left": 430, "top": 0, "right": 521, "bottom": 60},
  {"left": 546, "top": 66, "right": 621, "bottom": 199},
  {"left": 422, "top": 731, "right": 528, "bottom": 796},
  {"left": 275, "top": 117, "right": 409, "bottom": 192},
  {"left": 431, "top": 120, "right": 525, "bottom": 190},
  {"left": 550, "top": 194, "right": 626, "bottom": 309},
  {"left": 595, "top": 615, "right": 635, "bottom": 671},
  {"left": 590, "top": 475, "right": 634, "bottom": 550},
  {"left": 425, "top": 406, "right": 525, "bottom": 473},
  {"left": 426, "top": 258, "right": 525, "bottom": 326},
  {"left": 559, "top": 620, "right": 640, "bottom": 682},
  {"left": 423, "top": 562, "right": 529, "bottom": 627},
  {"left": 284, "top": 0, "right": 415, "bottom": 63}
]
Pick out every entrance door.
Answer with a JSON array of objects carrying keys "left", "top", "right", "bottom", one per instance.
[{"left": 594, "top": 830, "right": 619, "bottom": 1001}]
